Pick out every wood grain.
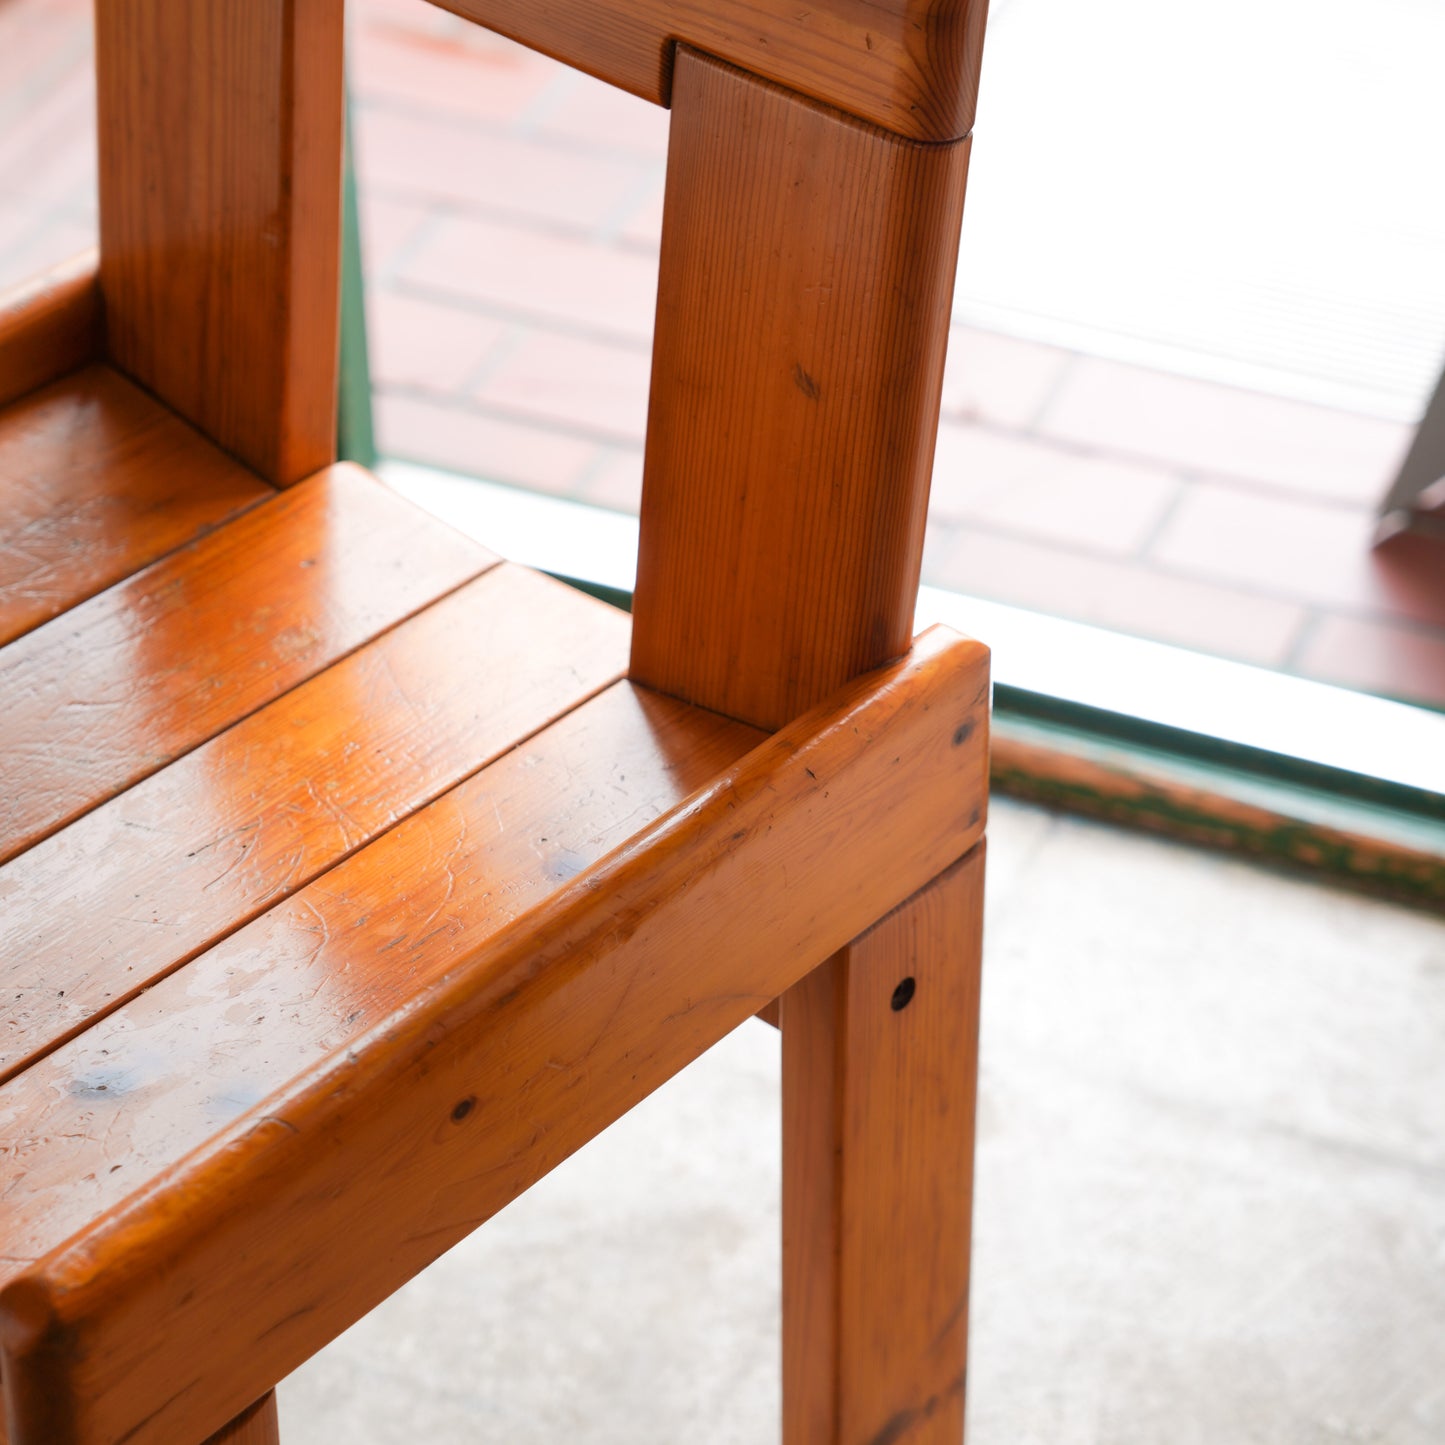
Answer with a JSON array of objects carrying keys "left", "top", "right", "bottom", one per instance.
[
  {"left": 0, "top": 627, "right": 987, "bottom": 1445},
  {"left": 0, "top": 464, "right": 492, "bottom": 865},
  {"left": 630, "top": 50, "right": 971, "bottom": 730},
  {"left": 782, "top": 845, "right": 985, "bottom": 1444},
  {"left": 0, "top": 564, "right": 629, "bottom": 1083},
  {"left": 203, "top": 1393, "right": 279, "bottom": 1445},
  {"left": 0, "top": 251, "right": 102, "bottom": 411},
  {"left": 432, "top": 0, "right": 988, "bottom": 141},
  {"left": 0, "top": 364, "right": 272, "bottom": 648},
  {"left": 95, "top": 0, "right": 344, "bottom": 484}
]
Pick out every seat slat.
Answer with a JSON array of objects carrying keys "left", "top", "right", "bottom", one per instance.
[
  {"left": 0, "top": 364, "right": 272, "bottom": 648},
  {"left": 0, "top": 564, "right": 629, "bottom": 1084},
  {"left": 0, "top": 681, "right": 765, "bottom": 1278},
  {"left": 0, "top": 464, "right": 494, "bottom": 865}
]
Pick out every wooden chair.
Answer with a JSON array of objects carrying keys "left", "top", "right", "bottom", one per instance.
[{"left": 0, "top": 2, "right": 990, "bottom": 1441}]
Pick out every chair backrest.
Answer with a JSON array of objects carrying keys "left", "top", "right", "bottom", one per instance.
[
  {"left": 93, "top": 0, "right": 985, "bottom": 731},
  {"left": 430, "top": 0, "right": 988, "bottom": 141}
]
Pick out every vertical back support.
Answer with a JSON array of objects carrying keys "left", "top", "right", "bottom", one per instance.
[
  {"left": 630, "top": 47, "right": 971, "bottom": 732},
  {"left": 94, "top": 0, "right": 345, "bottom": 485}
]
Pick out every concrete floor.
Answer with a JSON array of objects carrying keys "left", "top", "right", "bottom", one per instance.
[{"left": 279, "top": 799, "right": 1445, "bottom": 1442}]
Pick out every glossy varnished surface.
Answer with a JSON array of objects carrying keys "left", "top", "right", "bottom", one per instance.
[
  {"left": 0, "top": 682, "right": 761, "bottom": 1266},
  {"left": 0, "top": 630, "right": 987, "bottom": 1445},
  {"left": 0, "top": 464, "right": 493, "bottom": 864},
  {"left": 0, "top": 564, "right": 629, "bottom": 1083},
  {"left": 435, "top": 0, "right": 988, "bottom": 141},
  {"left": 0, "top": 251, "right": 101, "bottom": 412},
  {"left": 96, "top": 0, "right": 344, "bottom": 483},
  {"left": 0, "top": 364, "right": 272, "bottom": 648},
  {"left": 631, "top": 51, "right": 971, "bottom": 730}
]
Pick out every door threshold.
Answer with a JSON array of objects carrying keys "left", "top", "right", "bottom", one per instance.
[{"left": 379, "top": 460, "right": 1445, "bottom": 910}]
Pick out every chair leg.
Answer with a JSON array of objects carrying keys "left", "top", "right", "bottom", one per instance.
[
  {"left": 781, "top": 844, "right": 985, "bottom": 1444},
  {"left": 203, "top": 1391, "right": 280, "bottom": 1444}
]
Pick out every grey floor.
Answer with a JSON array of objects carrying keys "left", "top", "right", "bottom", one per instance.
[{"left": 281, "top": 799, "right": 1445, "bottom": 1442}]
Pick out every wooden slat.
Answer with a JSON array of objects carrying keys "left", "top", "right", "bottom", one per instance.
[
  {"left": 434, "top": 0, "right": 987, "bottom": 142},
  {"left": 0, "top": 364, "right": 272, "bottom": 648},
  {"left": 0, "top": 564, "right": 629, "bottom": 1084},
  {"left": 0, "top": 464, "right": 493, "bottom": 866},
  {"left": 0, "top": 626, "right": 987, "bottom": 1445},
  {"left": 630, "top": 51, "right": 971, "bottom": 731},
  {"left": 95, "top": 0, "right": 344, "bottom": 484},
  {"left": 0, "top": 251, "right": 102, "bottom": 411},
  {"left": 782, "top": 846, "right": 984, "bottom": 1444}
]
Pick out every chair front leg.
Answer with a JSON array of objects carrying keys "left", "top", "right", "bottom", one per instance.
[
  {"left": 202, "top": 1391, "right": 280, "bottom": 1445},
  {"left": 782, "top": 844, "right": 985, "bottom": 1444}
]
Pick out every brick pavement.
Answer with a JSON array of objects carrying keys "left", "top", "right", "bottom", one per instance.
[{"left": 2, "top": 0, "right": 1442, "bottom": 710}]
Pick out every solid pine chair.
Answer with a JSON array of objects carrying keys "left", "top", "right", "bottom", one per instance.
[{"left": 0, "top": 2, "right": 990, "bottom": 1442}]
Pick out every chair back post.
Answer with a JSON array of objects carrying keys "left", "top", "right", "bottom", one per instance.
[
  {"left": 629, "top": 47, "right": 972, "bottom": 731},
  {"left": 94, "top": 0, "right": 345, "bottom": 486},
  {"left": 432, "top": 0, "right": 981, "bottom": 731}
]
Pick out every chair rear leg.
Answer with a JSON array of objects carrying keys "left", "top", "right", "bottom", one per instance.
[
  {"left": 203, "top": 1391, "right": 280, "bottom": 1445},
  {"left": 782, "top": 844, "right": 985, "bottom": 1444}
]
